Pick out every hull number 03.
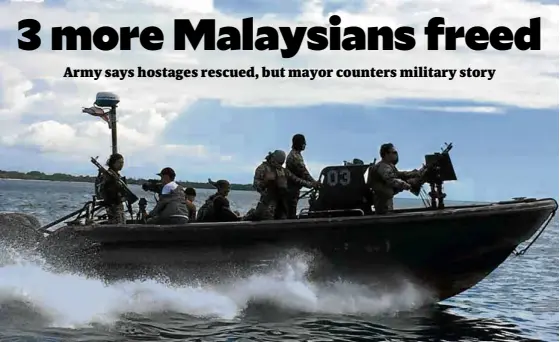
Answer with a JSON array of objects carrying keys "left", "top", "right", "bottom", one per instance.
[{"left": 326, "top": 168, "right": 351, "bottom": 186}]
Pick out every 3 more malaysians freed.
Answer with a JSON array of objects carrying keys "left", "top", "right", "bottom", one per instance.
[
  {"left": 252, "top": 150, "right": 320, "bottom": 221},
  {"left": 285, "top": 134, "right": 318, "bottom": 219},
  {"left": 367, "top": 143, "right": 426, "bottom": 214}
]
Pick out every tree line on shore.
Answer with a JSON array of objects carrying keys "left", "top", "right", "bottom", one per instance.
[{"left": 0, "top": 170, "right": 255, "bottom": 191}]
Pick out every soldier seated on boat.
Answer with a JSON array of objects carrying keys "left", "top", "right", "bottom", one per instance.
[
  {"left": 251, "top": 150, "right": 321, "bottom": 221},
  {"left": 96, "top": 153, "right": 127, "bottom": 224},
  {"left": 196, "top": 180, "right": 240, "bottom": 222},
  {"left": 367, "top": 143, "right": 426, "bottom": 215},
  {"left": 184, "top": 187, "right": 197, "bottom": 221},
  {"left": 143, "top": 167, "right": 190, "bottom": 224}
]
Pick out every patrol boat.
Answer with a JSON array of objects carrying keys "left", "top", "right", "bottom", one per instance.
[{"left": 2, "top": 92, "right": 557, "bottom": 303}]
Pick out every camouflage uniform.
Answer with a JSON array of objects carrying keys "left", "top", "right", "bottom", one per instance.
[
  {"left": 367, "top": 161, "right": 423, "bottom": 214},
  {"left": 98, "top": 171, "right": 126, "bottom": 224},
  {"left": 285, "top": 149, "right": 316, "bottom": 219},
  {"left": 252, "top": 161, "right": 315, "bottom": 221},
  {"left": 106, "top": 203, "right": 125, "bottom": 224}
]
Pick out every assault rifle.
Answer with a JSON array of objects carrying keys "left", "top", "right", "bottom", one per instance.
[
  {"left": 410, "top": 142, "right": 455, "bottom": 197},
  {"left": 90, "top": 156, "right": 139, "bottom": 217}
]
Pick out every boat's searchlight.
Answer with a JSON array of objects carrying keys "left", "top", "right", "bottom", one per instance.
[{"left": 95, "top": 92, "right": 120, "bottom": 108}]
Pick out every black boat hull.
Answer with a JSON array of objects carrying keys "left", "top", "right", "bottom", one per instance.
[{"left": 39, "top": 198, "right": 557, "bottom": 301}]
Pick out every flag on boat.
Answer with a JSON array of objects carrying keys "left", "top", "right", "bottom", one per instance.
[{"left": 82, "top": 106, "right": 112, "bottom": 129}]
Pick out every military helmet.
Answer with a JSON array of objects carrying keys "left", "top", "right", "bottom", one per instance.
[{"left": 269, "top": 150, "right": 286, "bottom": 165}]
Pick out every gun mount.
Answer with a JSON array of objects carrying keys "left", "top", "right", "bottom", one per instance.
[{"left": 417, "top": 142, "right": 456, "bottom": 209}]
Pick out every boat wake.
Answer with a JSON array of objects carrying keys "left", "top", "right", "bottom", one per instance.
[{"left": 0, "top": 243, "right": 434, "bottom": 330}]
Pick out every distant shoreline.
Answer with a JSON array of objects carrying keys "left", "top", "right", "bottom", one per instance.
[{"left": 0, "top": 170, "right": 255, "bottom": 191}]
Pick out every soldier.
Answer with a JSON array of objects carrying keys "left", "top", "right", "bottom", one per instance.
[
  {"left": 252, "top": 150, "right": 320, "bottom": 221},
  {"left": 98, "top": 153, "right": 126, "bottom": 224},
  {"left": 367, "top": 143, "right": 425, "bottom": 215},
  {"left": 285, "top": 134, "right": 319, "bottom": 219},
  {"left": 197, "top": 180, "right": 239, "bottom": 222}
]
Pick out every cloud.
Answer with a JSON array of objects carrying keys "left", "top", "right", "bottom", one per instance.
[
  {"left": 416, "top": 106, "right": 503, "bottom": 114},
  {"left": 0, "top": 0, "right": 557, "bottom": 174},
  {"left": 379, "top": 104, "right": 506, "bottom": 114}
]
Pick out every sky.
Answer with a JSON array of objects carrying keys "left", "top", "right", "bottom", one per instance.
[{"left": 0, "top": 0, "right": 557, "bottom": 202}]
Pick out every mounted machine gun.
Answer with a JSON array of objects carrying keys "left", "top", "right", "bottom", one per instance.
[{"left": 410, "top": 142, "right": 457, "bottom": 209}]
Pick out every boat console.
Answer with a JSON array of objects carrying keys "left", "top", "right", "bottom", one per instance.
[{"left": 301, "top": 164, "right": 372, "bottom": 219}]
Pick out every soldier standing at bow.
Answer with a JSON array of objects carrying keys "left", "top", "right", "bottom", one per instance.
[{"left": 97, "top": 153, "right": 127, "bottom": 224}]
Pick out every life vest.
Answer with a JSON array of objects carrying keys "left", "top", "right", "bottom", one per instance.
[{"left": 264, "top": 163, "right": 288, "bottom": 191}]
